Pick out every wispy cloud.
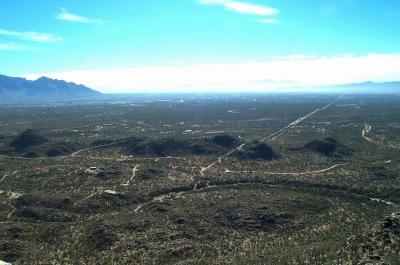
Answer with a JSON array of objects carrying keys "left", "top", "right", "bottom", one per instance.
[
  {"left": 259, "top": 18, "right": 279, "bottom": 24},
  {"left": 23, "top": 54, "right": 400, "bottom": 93},
  {"left": 0, "top": 29, "right": 62, "bottom": 42},
  {"left": 0, "top": 43, "right": 28, "bottom": 51},
  {"left": 199, "top": 0, "right": 278, "bottom": 16},
  {"left": 56, "top": 8, "right": 108, "bottom": 24}
]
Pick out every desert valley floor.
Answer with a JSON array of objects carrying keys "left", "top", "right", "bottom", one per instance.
[{"left": 1, "top": 94, "right": 400, "bottom": 264}]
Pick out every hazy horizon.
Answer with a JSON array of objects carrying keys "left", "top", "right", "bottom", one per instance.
[{"left": 1, "top": 1, "right": 400, "bottom": 93}]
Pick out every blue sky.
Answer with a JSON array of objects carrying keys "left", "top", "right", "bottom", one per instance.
[{"left": 1, "top": 0, "right": 400, "bottom": 92}]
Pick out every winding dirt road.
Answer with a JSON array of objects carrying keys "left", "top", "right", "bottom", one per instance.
[
  {"left": 361, "top": 124, "right": 379, "bottom": 144},
  {"left": 361, "top": 123, "right": 400, "bottom": 149},
  {"left": 71, "top": 139, "right": 134, "bottom": 157},
  {"left": 121, "top": 164, "right": 141, "bottom": 186},
  {"left": 133, "top": 172, "right": 397, "bottom": 215},
  {"left": 223, "top": 163, "right": 344, "bottom": 176}
]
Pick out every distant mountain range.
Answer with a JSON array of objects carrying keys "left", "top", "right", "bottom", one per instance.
[
  {"left": 1, "top": 73, "right": 400, "bottom": 104},
  {"left": 309, "top": 81, "right": 400, "bottom": 94},
  {"left": 0, "top": 74, "right": 102, "bottom": 103}
]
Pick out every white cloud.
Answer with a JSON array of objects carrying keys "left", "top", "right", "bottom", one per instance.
[
  {"left": 0, "top": 29, "right": 62, "bottom": 42},
  {"left": 199, "top": 0, "right": 278, "bottom": 16},
  {"left": 0, "top": 43, "right": 28, "bottom": 51},
  {"left": 22, "top": 54, "right": 400, "bottom": 93},
  {"left": 259, "top": 18, "right": 279, "bottom": 24},
  {"left": 56, "top": 8, "right": 108, "bottom": 24}
]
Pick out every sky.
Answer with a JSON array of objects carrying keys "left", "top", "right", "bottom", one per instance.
[{"left": 1, "top": 0, "right": 400, "bottom": 93}]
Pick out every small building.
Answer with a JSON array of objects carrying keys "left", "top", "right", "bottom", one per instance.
[{"left": 86, "top": 166, "right": 100, "bottom": 174}]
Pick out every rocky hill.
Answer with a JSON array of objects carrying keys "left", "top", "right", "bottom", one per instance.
[
  {"left": 232, "top": 140, "right": 280, "bottom": 160},
  {"left": 124, "top": 135, "right": 242, "bottom": 157},
  {"left": 301, "top": 138, "right": 352, "bottom": 157},
  {"left": 3, "top": 129, "right": 80, "bottom": 157}
]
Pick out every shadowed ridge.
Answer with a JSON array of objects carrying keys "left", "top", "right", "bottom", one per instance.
[
  {"left": 232, "top": 140, "right": 280, "bottom": 160},
  {"left": 10, "top": 129, "right": 48, "bottom": 151},
  {"left": 303, "top": 138, "right": 352, "bottom": 157}
]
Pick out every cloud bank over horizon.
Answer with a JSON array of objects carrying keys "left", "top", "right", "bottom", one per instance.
[{"left": 22, "top": 54, "right": 400, "bottom": 93}]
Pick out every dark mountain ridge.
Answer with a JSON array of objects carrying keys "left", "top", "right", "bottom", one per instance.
[{"left": 0, "top": 74, "right": 102, "bottom": 103}]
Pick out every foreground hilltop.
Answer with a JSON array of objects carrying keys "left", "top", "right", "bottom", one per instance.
[
  {"left": 337, "top": 212, "right": 400, "bottom": 264},
  {"left": 0, "top": 74, "right": 101, "bottom": 103}
]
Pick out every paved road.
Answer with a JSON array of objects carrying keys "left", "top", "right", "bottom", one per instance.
[{"left": 200, "top": 94, "right": 345, "bottom": 175}]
